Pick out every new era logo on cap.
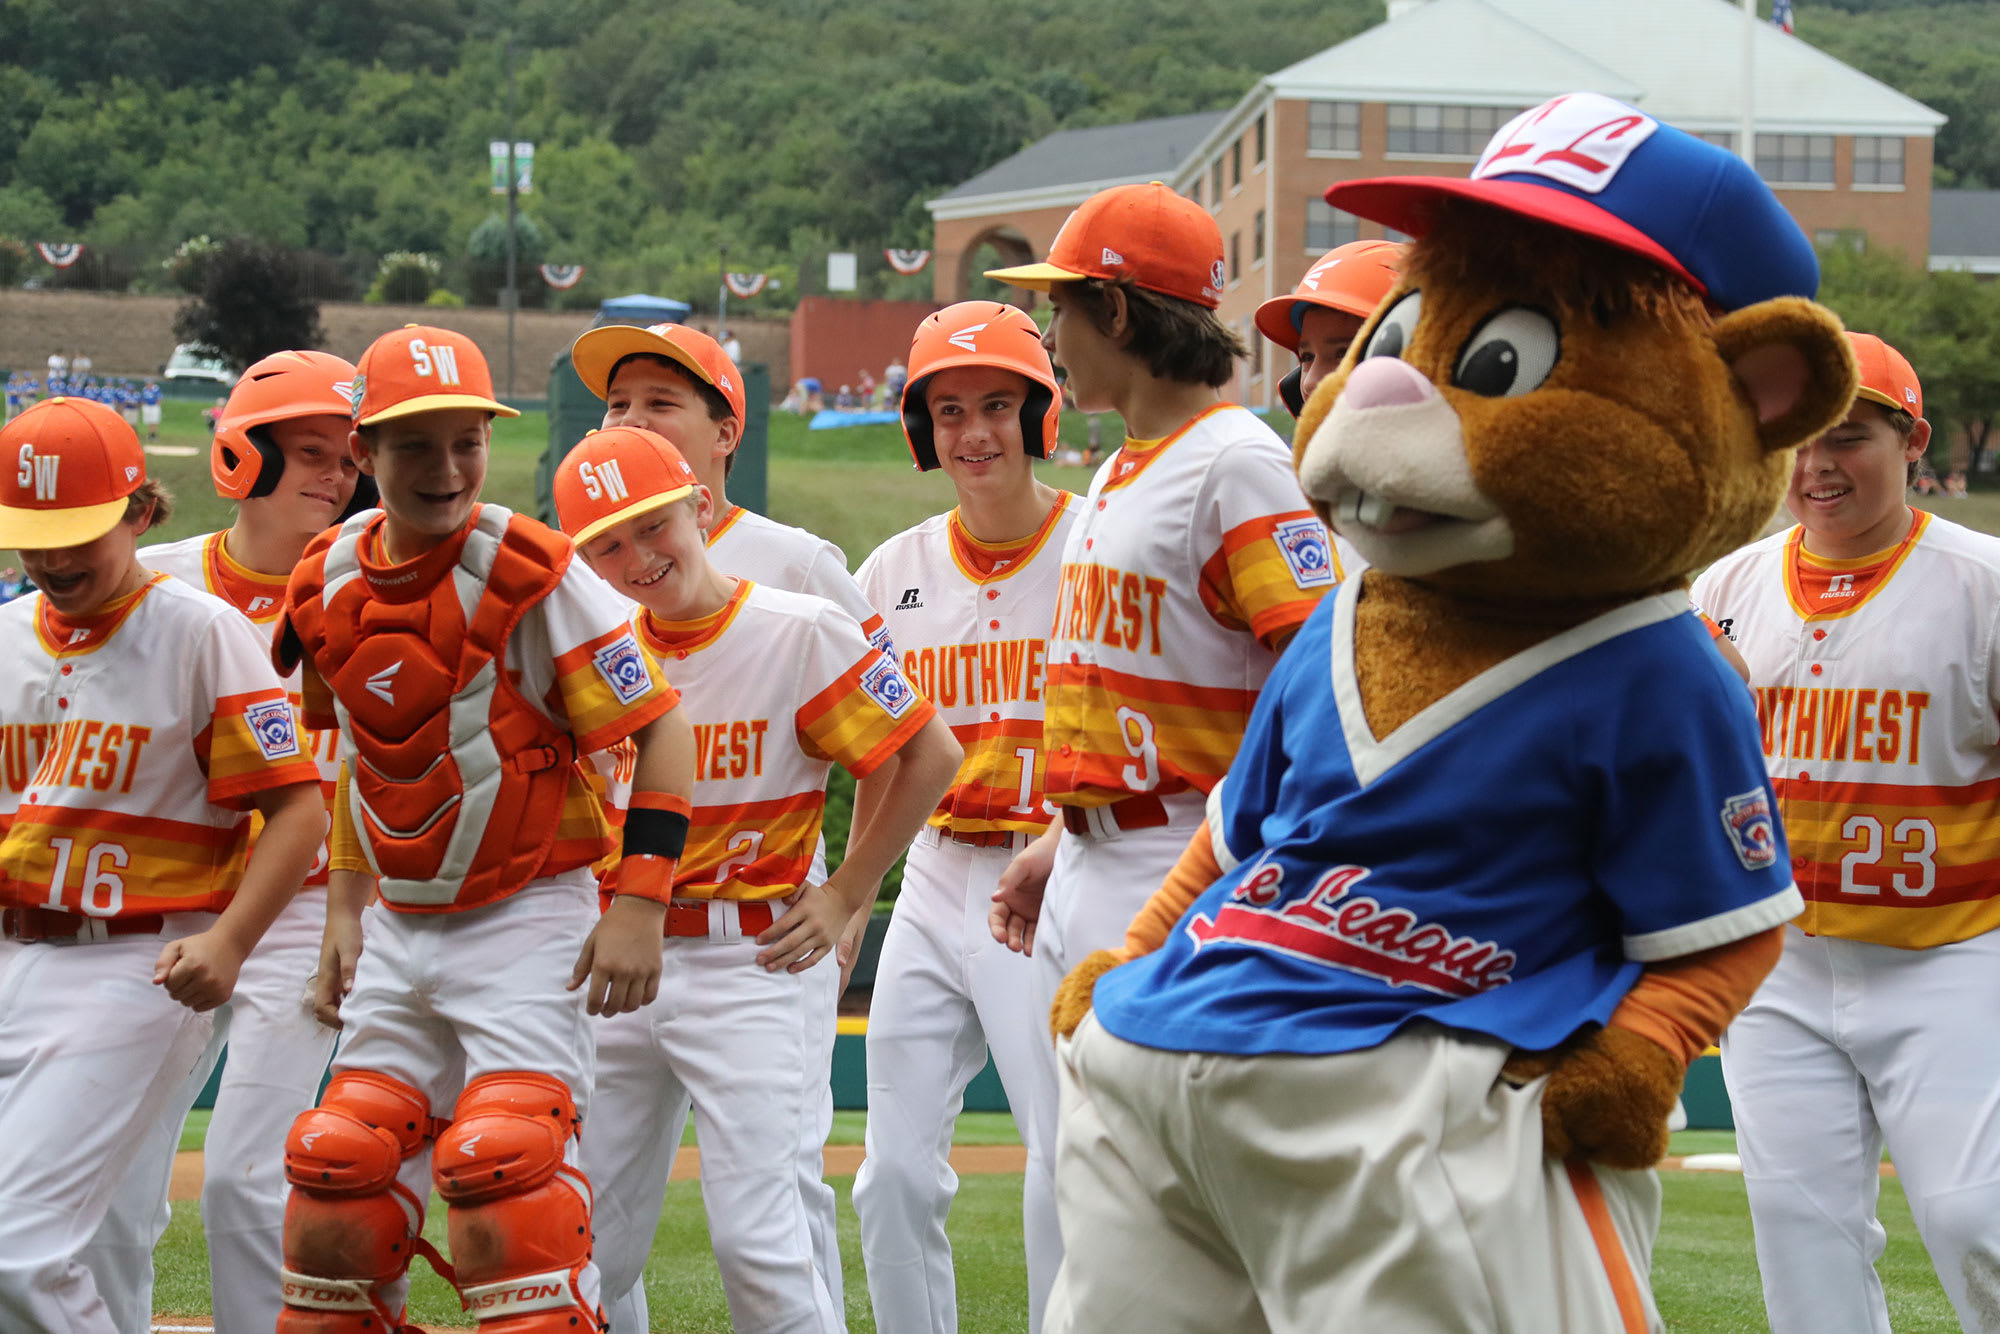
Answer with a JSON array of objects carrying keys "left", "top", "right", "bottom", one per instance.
[{"left": 1102, "top": 247, "right": 1125, "bottom": 266}]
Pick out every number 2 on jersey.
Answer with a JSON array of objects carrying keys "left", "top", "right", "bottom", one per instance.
[{"left": 42, "top": 836, "right": 128, "bottom": 916}]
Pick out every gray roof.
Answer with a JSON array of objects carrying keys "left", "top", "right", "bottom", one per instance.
[
  {"left": 932, "top": 111, "right": 1228, "bottom": 204},
  {"left": 1931, "top": 190, "right": 2000, "bottom": 263}
]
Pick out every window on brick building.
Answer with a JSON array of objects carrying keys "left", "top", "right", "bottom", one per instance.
[
  {"left": 1213, "top": 156, "right": 1224, "bottom": 202},
  {"left": 1254, "top": 209, "right": 1266, "bottom": 264},
  {"left": 1306, "top": 200, "right": 1360, "bottom": 253},
  {"left": 1755, "top": 133, "right": 1835, "bottom": 185},
  {"left": 1386, "top": 104, "right": 1518, "bottom": 157},
  {"left": 1232, "top": 140, "right": 1243, "bottom": 189},
  {"left": 1853, "top": 136, "right": 1905, "bottom": 187},
  {"left": 1255, "top": 113, "right": 1267, "bottom": 164},
  {"left": 1230, "top": 231, "right": 1241, "bottom": 282},
  {"left": 1309, "top": 101, "right": 1361, "bottom": 154}
]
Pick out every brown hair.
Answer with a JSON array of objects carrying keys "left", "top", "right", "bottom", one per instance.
[
  {"left": 607, "top": 353, "right": 739, "bottom": 478},
  {"left": 125, "top": 478, "right": 173, "bottom": 532},
  {"left": 1065, "top": 278, "right": 1245, "bottom": 387}
]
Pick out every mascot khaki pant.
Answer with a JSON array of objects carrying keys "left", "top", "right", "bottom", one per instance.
[{"left": 1046, "top": 1016, "right": 1664, "bottom": 1334}]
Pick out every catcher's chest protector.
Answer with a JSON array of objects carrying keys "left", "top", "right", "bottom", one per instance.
[{"left": 291, "top": 505, "right": 577, "bottom": 910}]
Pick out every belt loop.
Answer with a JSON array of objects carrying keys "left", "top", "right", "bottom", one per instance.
[
  {"left": 713, "top": 900, "right": 736, "bottom": 942},
  {"left": 80, "top": 918, "right": 109, "bottom": 944}
]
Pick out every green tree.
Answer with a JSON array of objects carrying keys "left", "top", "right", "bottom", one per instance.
[{"left": 173, "top": 237, "right": 325, "bottom": 369}]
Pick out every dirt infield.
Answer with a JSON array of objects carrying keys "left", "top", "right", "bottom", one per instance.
[{"left": 167, "top": 1143, "right": 1032, "bottom": 1200}]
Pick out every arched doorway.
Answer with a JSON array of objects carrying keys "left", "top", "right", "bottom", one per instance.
[{"left": 951, "top": 227, "right": 1037, "bottom": 306}]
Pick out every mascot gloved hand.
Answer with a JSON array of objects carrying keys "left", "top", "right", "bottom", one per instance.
[{"left": 1041, "top": 94, "right": 1856, "bottom": 1334}]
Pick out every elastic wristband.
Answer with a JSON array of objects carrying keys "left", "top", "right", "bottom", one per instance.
[
  {"left": 616, "top": 854, "right": 677, "bottom": 904},
  {"left": 625, "top": 793, "right": 691, "bottom": 862}
]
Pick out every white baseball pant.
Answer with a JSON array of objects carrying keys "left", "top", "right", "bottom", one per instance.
[
  {"left": 0, "top": 921, "right": 216, "bottom": 1332},
  {"left": 853, "top": 828, "right": 1059, "bottom": 1334},
  {"left": 85, "top": 889, "right": 337, "bottom": 1333},
  {"left": 1021, "top": 792, "right": 1207, "bottom": 1276},
  {"left": 1047, "top": 1015, "right": 1663, "bottom": 1333},
  {"left": 1723, "top": 923, "right": 2000, "bottom": 1334},
  {"left": 586, "top": 914, "right": 843, "bottom": 1334},
  {"left": 319, "top": 873, "right": 604, "bottom": 1318}
]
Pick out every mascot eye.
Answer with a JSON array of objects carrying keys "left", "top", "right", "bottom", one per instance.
[
  {"left": 1360, "top": 291, "right": 1421, "bottom": 362},
  {"left": 1452, "top": 308, "right": 1559, "bottom": 398}
]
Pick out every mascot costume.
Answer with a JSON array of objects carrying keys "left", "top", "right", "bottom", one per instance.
[{"left": 1043, "top": 93, "right": 1859, "bottom": 1332}]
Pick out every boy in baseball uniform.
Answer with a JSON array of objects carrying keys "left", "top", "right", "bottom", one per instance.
[
  {"left": 84, "top": 351, "right": 364, "bottom": 1333},
  {"left": 1695, "top": 334, "right": 2000, "bottom": 1334},
  {"left": 1254, "top": 239, "right": 1403, "bottom": 419},
  {"left": 273, "top": 326, "right": 696, "bottom": 1332},
  {"left": 571, "top": 320, "right": 881, "bottom": 1330},
  {"left": 849, "top": 301, "right": 1076, "bottom": 1334},
  {"left": 983, "top": 181, "right": 1335, "bottom": 1262},
  {"left": 551, "top": 425, "right": 961, "bottom": 1334},
  {"left": 0, "top": 396, "right": 327, "bottom": 1331}
]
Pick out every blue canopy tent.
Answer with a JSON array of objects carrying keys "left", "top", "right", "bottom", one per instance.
[{"left": 593, "top": 293, "right": 694, "bottom": 328}]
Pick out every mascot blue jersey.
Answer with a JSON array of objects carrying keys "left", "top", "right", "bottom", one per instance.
[{"left": 1093, "top": 578, "right": 1804, "bottom": 1058}]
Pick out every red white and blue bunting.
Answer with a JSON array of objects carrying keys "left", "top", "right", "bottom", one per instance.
[
  {"left": 539, "top": 263, "right": 585, "bottom": 289},
  {"left": 724, "top": 271, "right": 769, "bottom": 299},
  {"left": 884, "top": 248, "right": 932, "bottom": 275},
  {"left": 35, "top": 242, "right": 83, "bottom": 268}
]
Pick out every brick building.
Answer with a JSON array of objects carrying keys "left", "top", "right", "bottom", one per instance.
[{"left": 928, "top": 0, "right": 1944, "bottom": 412}]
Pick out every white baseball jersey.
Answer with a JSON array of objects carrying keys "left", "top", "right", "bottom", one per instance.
[
  {"left": 0, "top": 575, "right": 319, "bottom": 915},
  {"left": 855, "top": 493, "right": 1078, "bottom": 836},
  {"left": 708, "top": 504, "right": 891, "bottom": 655},
  {"left": 597, "top": 581, "right": 935, "bottom": 900},
  {"left": 144, "top": 531, "right": 340, "bottom": 886},
  {"left": 1694, "top": 509, "right": 2000, "bottom": 949},
  {"left": 1045, "top": 403, "right": 1335, "bottom": 807}
]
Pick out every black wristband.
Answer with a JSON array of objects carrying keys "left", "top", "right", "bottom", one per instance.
[{"left": 624, "top": 806, "right": 691, "bottom": 861}]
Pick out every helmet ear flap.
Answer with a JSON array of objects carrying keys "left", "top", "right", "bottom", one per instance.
[
  {"left": 1021, "top": 382, "right": 1057, "bottom": 459},
  {"left": 340, "top": 473, "right": 380, "bottom": 522},
  {"left": 1279, "top": 366, "right": 1305, "bottom": 418},
  {"left": 900, "top": 373, "right": 940, "bottom": 471},
  {"left": 242, "top": 425, "right": 287, "bottom": 500}
]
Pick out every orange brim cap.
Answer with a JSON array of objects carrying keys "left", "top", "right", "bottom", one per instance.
[
  {"left": 553, "top": 426, "right": 702, "bottom": 546},
  {"left": 572, "top": 326, "right": 725, "bottom": 402},
  {"left": 357, "top": 392, "right": 519, "bottom": 427},
  {"left": 0, "top": 495, "right": 131, "bottom": 550}
]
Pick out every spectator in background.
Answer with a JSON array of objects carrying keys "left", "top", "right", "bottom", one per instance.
[
  {"left": 141, "top": 379, "right": 163, "bottom": 442},
  {"left": 859, "top": 369, "right": 878, "bottom": 408},
  {"left": 837, "top": 383, "right": 856, "bottom": 409},
  {"left": 72, "top": 351, "right": 92, "bottom": 379},
  {"left": 46, "top": 350, "right": 66, "bottom": 380},
  {"left": 721, "top": 329, "right": 743, "bottom": 366},
  {"left": 1946, "top": 469, "right": 1969, "bottom": 498},
  {"left": 202, "top": 396, "right": 226, "bottom": 432},
  {"left": 0, "top": 567, "right": 30, "bottom": 604},
  {"left": 884, "top": 357, "right": 906, "bottom": 403}
]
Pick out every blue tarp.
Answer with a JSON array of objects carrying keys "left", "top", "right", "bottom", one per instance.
[
  {"left": 595, "top": 294, "right": 694, "bottom": 327},
  {"left": 809, "top": 409, "right": 901, "bottom": 430}
]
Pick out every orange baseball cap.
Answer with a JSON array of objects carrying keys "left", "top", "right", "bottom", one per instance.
[
  {"left": 0, "top": 397, "right": 148, "bottom": 549},
  {"left": 985, "top": 182, "right": 1226, "bottom": 309},
  {"left": 1253, "top": 240, "right": 1406, "bottom": 352},
  {"left": 553, "top": 426, "right": 700, "bottom": 546},
  {"left": 350, "top": 324, "right": 520, "bottom": 427},
  {"left": 569, "top": 323, "right": 747, "bottom": 427},
  {"left": 1847, "top": 332, "right": 1922, "bottom": 419}
]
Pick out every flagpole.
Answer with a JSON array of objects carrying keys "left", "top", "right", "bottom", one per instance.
[{"left": 1741, "top": 0, "right": 1757, "bottom": 171}]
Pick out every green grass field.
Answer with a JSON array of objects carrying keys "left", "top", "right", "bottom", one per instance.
[
  {"left": 154, "top": 1120, "right": 1957, "bottom": 1332},
  {"left": 127, "top": 401, "right": 1982, "bottom": 1330}
]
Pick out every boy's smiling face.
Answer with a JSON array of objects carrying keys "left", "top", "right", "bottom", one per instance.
[{"left": 351, "top": 408, "right": 490, "bottom": 551}]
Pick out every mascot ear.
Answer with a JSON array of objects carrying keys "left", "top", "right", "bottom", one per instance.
[{"left": 1710, "top": 296, "right": 1859, "bottom": 454}]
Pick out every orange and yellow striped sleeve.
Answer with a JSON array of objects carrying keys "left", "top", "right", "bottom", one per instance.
[{"left": 796, "top": 610, "right": 935, "bottom": 779}]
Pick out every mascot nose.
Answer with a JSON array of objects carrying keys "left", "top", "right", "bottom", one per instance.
[{"left": 1341, "top": 357, "right": 1438, "bottom": 410}]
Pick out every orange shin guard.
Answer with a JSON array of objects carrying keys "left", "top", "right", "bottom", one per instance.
[
  {"left": 279, "top": 1071, "right": 439, "bottom": 1332},
  {"left": 434, "top": 1072, "right": 601, "bottom": 1332}
]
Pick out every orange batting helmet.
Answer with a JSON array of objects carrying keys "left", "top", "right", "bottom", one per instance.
[
  {"left": 210, "top": 350, "right": 359, "bottom": 500},
  {"left": 1256, "top": 241, "right": 1405, "bottom": 416},
  {"left": 900, "top": 302, "right": 1060, "bottom": 471}
]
